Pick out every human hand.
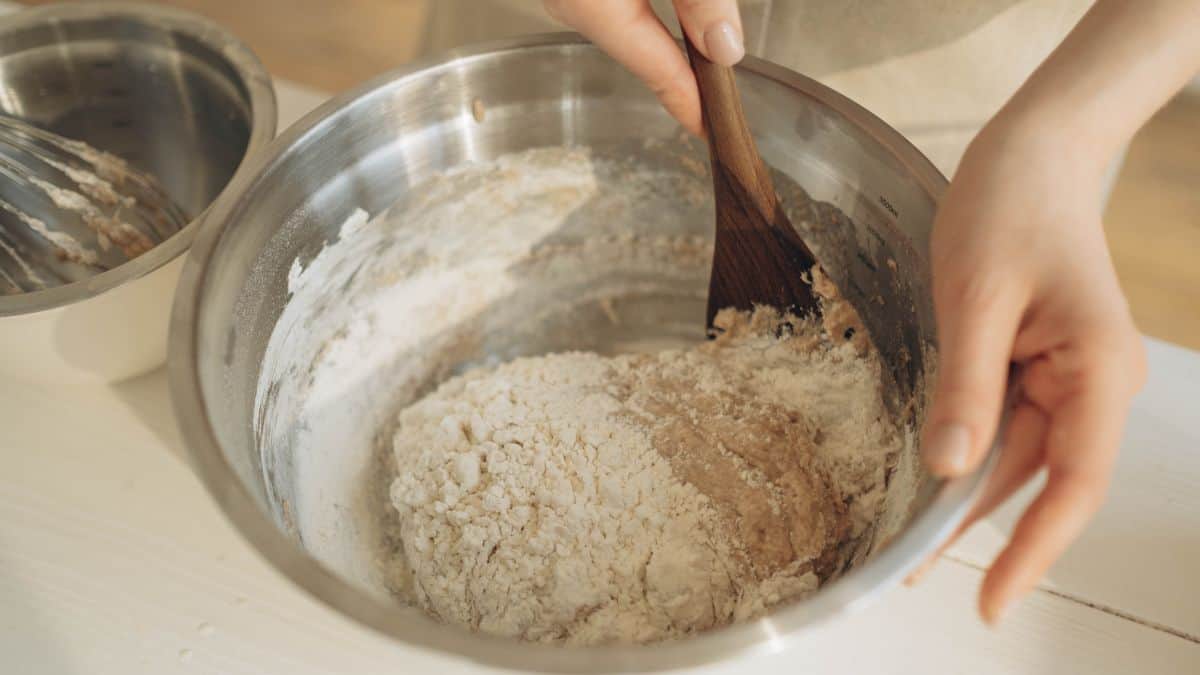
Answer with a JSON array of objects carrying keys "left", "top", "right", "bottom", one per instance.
[
  {"left": 910, "top": 109, "right": 1147, "bottom": 623},
  {"left": 543, "top": 0, "right": 745, "bottom": 135}
]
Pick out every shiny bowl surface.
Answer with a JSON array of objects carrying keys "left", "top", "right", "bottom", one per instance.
[
  {"left": 0, "top": 2, "right": 275, "bottom": 316},
  {"left": 171, "top": 34, "right": 996, "bottom": 672}
]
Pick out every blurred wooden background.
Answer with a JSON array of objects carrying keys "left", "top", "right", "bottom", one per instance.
[{"left": 21, "top": 0, "right": 1198, "bottom": 348}]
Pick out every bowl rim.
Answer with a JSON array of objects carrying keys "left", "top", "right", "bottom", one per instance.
[
  {"left": 170, "top": 32, "right": 996, "bottom": 672},
  {"left": 0, "top": 1, "right": 276, "bottom": 317}
]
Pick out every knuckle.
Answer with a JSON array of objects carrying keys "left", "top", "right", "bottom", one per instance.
[
  {"left": 1019, "top": 360, "right": 1057, "bottom": 407},
  {"left": 1049, "top": 349, "right": 1098, "bottom": 396},
  {"left": 1077, "top": 327, "right": 1147, "bottom": 395},
  {"left": 1034, "top": 325, "right": 1131, "bottom": 382},
  {"left": 650, "top": 61, "right": 694, "bottom": 100}
]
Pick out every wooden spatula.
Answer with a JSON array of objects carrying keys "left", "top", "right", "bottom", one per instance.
[{"left": 684, "top": 37, "right": 822, "bottom": 329}]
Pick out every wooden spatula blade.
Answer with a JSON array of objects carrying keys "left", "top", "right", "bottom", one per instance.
[
  {"left": 684, "top": 38, "right": 823, "bottom": 329},
  {"left": 708, "top": 194, "right": 821, "bottom": 327}
]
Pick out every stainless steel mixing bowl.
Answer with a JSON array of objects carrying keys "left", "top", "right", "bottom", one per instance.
[
  {"left": 0, "top": 3, "right": 274, "bottom": 384},
  {"left": 171, "top": 34, "right": 996, "bottom": 672}
]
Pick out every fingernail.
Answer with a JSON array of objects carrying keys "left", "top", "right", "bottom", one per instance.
[
  {"left": 703, "top": 21, "right": 745, "bottom": 66},
  {"left": 923, "top": 423, "right": 971, "bottom": 475}
]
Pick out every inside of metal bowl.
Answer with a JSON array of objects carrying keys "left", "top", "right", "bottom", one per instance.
[
  {"left": 183, "top": 39, "right": 954, "bottom": 665},
  {"left": 0, "top": 9, "right": 255, "bottom": 216},
  {"left": 0, "top": 6, "right": 264, "bottom": 295}
]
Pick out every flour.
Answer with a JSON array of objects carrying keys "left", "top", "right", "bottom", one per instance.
[
  {"left": 389, "top": 308, "right": 903, "bottom": 644},
  {"left": 390, "top": 351, "right": 745, "bottom": 644},
  {"left": 257, "top": 143, "right": 923, "bottom": 647}
]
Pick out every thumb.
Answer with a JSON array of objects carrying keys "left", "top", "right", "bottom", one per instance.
[
  {"left": 924, "top": 272, "right": 1026, "bottom": 477},
  {"left": 671, "top": 0, "right": 746, "bottom": 66}
]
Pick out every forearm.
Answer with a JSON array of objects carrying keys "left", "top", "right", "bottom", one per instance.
[{"left": 991, "top": 0, "right": 1200, "bottom": 173}]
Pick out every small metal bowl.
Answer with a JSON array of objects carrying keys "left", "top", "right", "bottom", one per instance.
[
  {"left": 172, "top": 35, "right": 997, "bottom": 672},
  {"left": 0, "top": 2, "right": 275, "bottom": 384}
]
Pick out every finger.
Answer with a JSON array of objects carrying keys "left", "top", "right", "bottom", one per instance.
[
  {"left": 905, "top": 402, "right": 1047, "bottom": 586},
  {"left": 958, "top": 401, "right": 1049, "bottom": 532},
  {"left": 1021, "top": 336, "right": 1147, "bottom": 412},
  {"left": 671, "top": 0, "right": 745, "bottom": 66},
  {"left": 923, "top": 270, "right": 1028, "bottom": 477},
  {"left": 545, "top": 0, "right": 702, "bottom": 134},
  {"left": 979, "top": 377, "right": 1128, "bottom": 624}
]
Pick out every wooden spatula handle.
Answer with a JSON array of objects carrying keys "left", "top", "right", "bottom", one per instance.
[{"left": 684, "top": 36, "right": 778, "bottom": 219}]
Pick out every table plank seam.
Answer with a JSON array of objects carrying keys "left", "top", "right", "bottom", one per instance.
[{"left": 944, "top": 553, "right": 1200, "bottom": 645}]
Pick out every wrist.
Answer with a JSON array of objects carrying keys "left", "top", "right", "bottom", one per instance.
[{"left": 972, "top": 96, "right": 1117, "bottom": 191}]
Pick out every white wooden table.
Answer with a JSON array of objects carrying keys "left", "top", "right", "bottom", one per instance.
[{"left": 2, "top": 36, "right": 1198, "bottom": 675}]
